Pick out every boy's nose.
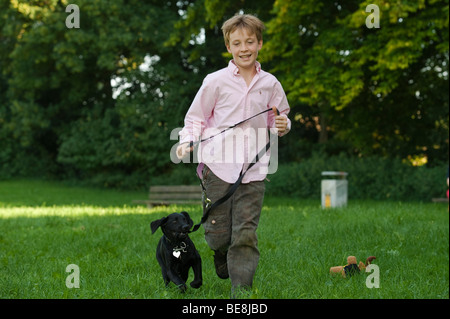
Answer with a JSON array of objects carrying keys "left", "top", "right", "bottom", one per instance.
[{"left": 239, "top": 44, "right": 248, "bottom": 51}]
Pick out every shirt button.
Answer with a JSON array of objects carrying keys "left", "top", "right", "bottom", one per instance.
[{"left": 211, "top": 220, "right": 216, "bottom": 225}]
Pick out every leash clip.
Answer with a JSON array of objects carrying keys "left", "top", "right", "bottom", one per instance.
[
  {"left": 204, "top": 197, "right": 212, "bottom": 209},
  {"left": 202, "top": 189, "right": 212, "bottom": 209}
]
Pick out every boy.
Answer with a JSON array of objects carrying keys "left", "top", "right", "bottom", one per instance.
[{"left": 176, "top": 14, "right": 291, "bottom": 296}]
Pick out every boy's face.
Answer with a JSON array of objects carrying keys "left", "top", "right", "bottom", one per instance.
[{"left": 226, "top": 27, "right": 262, "bottom": 72}]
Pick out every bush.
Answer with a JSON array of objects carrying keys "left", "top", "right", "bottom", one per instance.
[{"left": 266, "top": 152, "right": 448, "bottom": 202}]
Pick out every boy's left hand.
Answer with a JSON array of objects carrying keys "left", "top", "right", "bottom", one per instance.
[{"left": 275, "top": 115, "right": 288, "bottom": 134}]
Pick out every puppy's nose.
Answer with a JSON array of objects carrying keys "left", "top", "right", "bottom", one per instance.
[{"left": 182, "top": 225, "right": 190, "bottom": 232}]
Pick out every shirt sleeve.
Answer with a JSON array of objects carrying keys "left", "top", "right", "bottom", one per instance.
[
  {"left": 179, "top": 75, "right": 217, "bottom": 144},
  {"left": 268, "top": 80, "right": 291, "bottom": 137}
]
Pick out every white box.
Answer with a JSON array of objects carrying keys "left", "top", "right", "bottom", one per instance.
[{"left": 321, "top": 175, "right": 348, "bottom": 208}]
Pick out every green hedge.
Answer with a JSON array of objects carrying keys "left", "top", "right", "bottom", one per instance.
[
  {"left": 2, "top": 151, "right": 446, "bottom": 202},
  {"left": 265, "top": 153, "right": 448, "bottom": 202},
  {"left": 147, "top": 153, "right": 447, "bottom": 202}
]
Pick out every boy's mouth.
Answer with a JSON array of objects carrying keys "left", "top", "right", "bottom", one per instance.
[{"left": 239, "top": 54, "right": 252, "bottom": 60}]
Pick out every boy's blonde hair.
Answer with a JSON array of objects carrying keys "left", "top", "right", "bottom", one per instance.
[{"left": 221, "top": 14, "right": 265, "bottom": 47}]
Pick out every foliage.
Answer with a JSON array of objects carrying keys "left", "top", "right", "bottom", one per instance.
[
  {"left": 266, "top": 152, "right": 448, "bottom": 201},
  {"left": 0, "top": 0, "right": 203, "bottom": 186},
  {"left": 262, "top": 0, "right": 449, "bottom": 162},
  {"left": 0, "top": 0, "right": 448, "bottom": 189},
  {"left": 152, "top": 151, "right": 448, "bottom": 202}
]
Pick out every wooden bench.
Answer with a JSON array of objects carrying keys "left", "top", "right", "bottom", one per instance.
[{"left": 133, "top": 185, "right": 202, "bottom": 208}]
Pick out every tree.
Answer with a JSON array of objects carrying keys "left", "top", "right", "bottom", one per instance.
[
  {"left": 0, "top": 0, "right": 204, "bottom": 186},
  {"left": 1, "top": 0, "right": 448, "bottom": 188},
  {"left": 262, "top": 0, "right": 449, "bottom": 163}
]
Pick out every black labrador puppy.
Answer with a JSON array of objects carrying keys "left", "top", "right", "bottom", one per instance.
[{"left": 150, "top": 211, "right": 202, "bottom": 292}]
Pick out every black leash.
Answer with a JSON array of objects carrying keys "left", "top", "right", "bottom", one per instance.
[
  {"left": 189, "top": 107, "right": 280, "bottom": 233},
  {"left": 188, "top": 106, "right": 278, "bottom": 149}
]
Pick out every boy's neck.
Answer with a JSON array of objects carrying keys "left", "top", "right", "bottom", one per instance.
[{"left": 238, "top": 65, "right": 257, "bottom": 87}]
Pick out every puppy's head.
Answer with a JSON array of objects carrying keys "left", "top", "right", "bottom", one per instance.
[{"left": 150, "top": 211, "right": 194, "bottom": 242}]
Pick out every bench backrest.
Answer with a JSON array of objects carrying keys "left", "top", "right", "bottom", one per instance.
[{"left": 149, "top": 185, "right": 202, "bottom": 201}]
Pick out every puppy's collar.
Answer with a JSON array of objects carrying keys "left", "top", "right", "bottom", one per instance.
[
  {"left": 163, "top": 235, "right": 188, "bottom": 252},
  {"left": 173, "top": 242, "right": 187, "bottom": 253},
  {"left": 172, "top": 242, "right": 187, "bottom": 259}
]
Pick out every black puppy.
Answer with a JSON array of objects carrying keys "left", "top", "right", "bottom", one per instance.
[{"left": 150, "top": 211, "right": 202, "bottom": 292}]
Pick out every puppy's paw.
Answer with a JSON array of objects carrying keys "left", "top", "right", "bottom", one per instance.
[
  {"left": 177, "top": 283, "right": 187, "bottom": 293},
  {"left": 190, "top": 280, "right": 202, "bottom": 289}
]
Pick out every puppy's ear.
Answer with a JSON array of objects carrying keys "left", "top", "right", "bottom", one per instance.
[
  {"left": 150, "top": 217, "right": 167, "bottom": 234},
  {"left": 181, "top": 211, "right": 193, "bottom": 229}
]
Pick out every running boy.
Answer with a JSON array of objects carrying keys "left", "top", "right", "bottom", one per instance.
[{"left": 176, "top": 13, "right": 291, "bottom": 296}]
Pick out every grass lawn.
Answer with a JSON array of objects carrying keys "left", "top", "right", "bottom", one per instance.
[{"left": 0, "top": 179, "right": 448, "bottom": 299}]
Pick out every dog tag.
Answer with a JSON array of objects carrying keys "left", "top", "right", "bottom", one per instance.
[{"left": 173, "top": 251, "right": 181, "bottom": 258}]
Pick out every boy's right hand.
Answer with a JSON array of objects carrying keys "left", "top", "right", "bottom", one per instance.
[{"left": 176, "top": 142, "right": 193, "bottom": 160}]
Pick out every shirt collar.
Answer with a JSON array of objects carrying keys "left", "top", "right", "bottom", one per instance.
[{"left": 228, "top": 60, "right": 262, "bottom": 76}]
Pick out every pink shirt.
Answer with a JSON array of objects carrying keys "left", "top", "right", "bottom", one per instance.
[{"left": 179, "top": 60, "right": 291, "bottom": 184}]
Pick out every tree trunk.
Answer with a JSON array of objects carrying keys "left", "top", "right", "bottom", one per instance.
[{"left": 319, "top": 112, "right": 328, "bottom": 144}]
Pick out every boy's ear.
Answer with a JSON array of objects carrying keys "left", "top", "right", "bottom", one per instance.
[
  {"left": 150, "top": 217, "right": 167, "bottom": 234},
  {"left": 181, "top": 211, "right": 193, "bottom": 229}
]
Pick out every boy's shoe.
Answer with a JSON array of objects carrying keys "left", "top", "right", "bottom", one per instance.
[{"left": 213, "top": 250, "right": 229, "bottom": 279}]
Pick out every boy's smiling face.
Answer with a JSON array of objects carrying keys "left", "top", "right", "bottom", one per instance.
[{"left": 226, "top": 27, "right": 262, "bottom": 72}]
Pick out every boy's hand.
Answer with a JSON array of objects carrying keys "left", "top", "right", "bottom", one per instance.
[
  {"left": 176, "top": 143, "right": 193, "bottom": 160},
  {"left": 275, "top": 115, "right": 288, "bottom": 134}
]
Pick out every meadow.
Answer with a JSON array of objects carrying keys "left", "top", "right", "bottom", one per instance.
[{"left": 0, "top": 180, "right": 448, "bottom": 299}]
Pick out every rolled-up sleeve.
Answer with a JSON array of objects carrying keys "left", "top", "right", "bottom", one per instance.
[{"left": 267, "top": 80, "right": 291, "bottom": 137}]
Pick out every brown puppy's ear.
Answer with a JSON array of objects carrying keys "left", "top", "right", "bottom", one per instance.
[
  {"left": 365, "top": 256, "right": 376, "bottom": 266},
  {"left": 150, "top": 217, "right": 168, "bottom": 234},
  {"left": 181, "top": 211, "right": 193, "bottom": 229}
]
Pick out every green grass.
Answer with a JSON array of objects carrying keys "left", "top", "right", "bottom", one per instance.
[{"left": 0, "top": 179, "right": 448, "bottom": 299}]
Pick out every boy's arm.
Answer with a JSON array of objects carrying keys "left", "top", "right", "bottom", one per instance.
[
  {"left": 268, "top": 81, "right": 291, "bottom": 137},
  {"left": 179, "top": 76, "right": 216, "bottom": 144}
]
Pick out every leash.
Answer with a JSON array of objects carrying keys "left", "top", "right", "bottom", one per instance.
[
  {"left": 189, "top": 106, "right": 280, "bottom": 233},
  {"left": 188, "top": 106, "right": 279, "bottom": 149}
]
